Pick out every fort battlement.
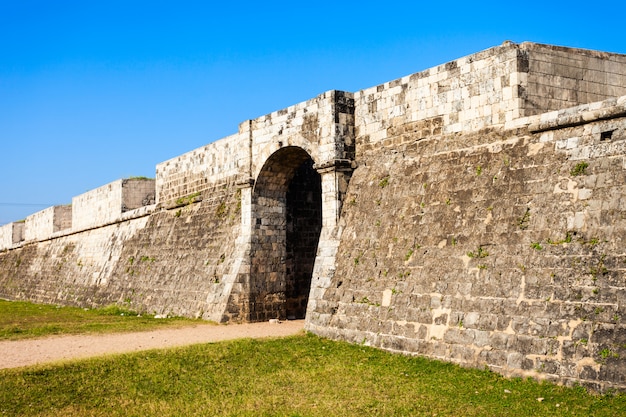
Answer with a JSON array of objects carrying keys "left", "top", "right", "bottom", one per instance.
[
  {"left": 71, "top": 178, "right": 156, "bottom": 232},
  {"left": 1, "top": 42, "right": 626, "bottom": 391},
  {"left": 24, "top": 205, "right": 71, "bottom": 241},
  {"left": 3, "top": 42, "right": 625, "bottom": 248},
  {"left": 0, "top": 178, "right": 156, "bottom": 248}
]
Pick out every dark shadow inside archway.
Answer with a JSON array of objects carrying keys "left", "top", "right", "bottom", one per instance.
[
  {"left": 250, "top": 147, "right": 322, "bottom": 321},
  {"left": 285, "top": 158, "right": 322, "bottom": 319}
]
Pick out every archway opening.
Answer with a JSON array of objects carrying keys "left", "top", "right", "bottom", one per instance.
[{"left": 250, "top": 147, "right": 322, "bottom": 321}]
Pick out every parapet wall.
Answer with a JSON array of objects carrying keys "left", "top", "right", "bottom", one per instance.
[
  {"left": 72, "top": 178, "right": 155, "bottom": 231},
  {"left": 71, "top": 181, "right": 122, "bottom": 231},
  {"left": 0, "top": 179, "right": 156, "bottom": 251},
  {"left": 355, "top": 43, "right": 521, "bottom": 153},
  {"left": 156, "top": 133, "right": 249, "bottom": 205},
  {"left": 0, "top": 222, "right": 23, "bottom": 249},
  {"left": 355, "top": 42, "right": 626, "bottom": 155},
  {"left": 24, "top": 206, "right": 72, "bottom": 241},
  {"left": 524, "top": 43, "right": 626, "bottom": 114}
]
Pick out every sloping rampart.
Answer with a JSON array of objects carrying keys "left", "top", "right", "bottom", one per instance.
[{"left": 307, "top": 96, "right": 626, "bottom": 391}]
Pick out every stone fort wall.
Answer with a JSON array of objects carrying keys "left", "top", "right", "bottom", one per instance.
[
  {"left": 307, "top": 95, "right": 626, "bottom": 391},
  {"left": 0, "top": 42, "right": 625, "bottom": 390}
]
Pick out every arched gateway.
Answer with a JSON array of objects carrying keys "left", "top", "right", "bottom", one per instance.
[
  {"left": 225, "top": 90, "right": 356, "bottom": 322},
  {"left": 249, "top": 147, "right": 322, "bottom": 321}
]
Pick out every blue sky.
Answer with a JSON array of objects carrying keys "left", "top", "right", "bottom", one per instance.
[{"left": 1, "top": 0, "right": 625, "bottom": 225}]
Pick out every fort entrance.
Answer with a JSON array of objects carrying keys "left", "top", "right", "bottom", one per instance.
[{"left": 249, "top": 147, "right": 322, "bottom": 321}]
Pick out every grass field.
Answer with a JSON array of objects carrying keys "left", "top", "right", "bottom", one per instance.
[
  {"left": 1, "top": 300, "right": 625, "bottom": 416},
  {"left": 0, "top": 299, "right": 203, "bottom": 340}
]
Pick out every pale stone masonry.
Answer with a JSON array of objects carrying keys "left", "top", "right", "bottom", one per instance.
[
  {"left": 1, "top": 42, "right": 625, "bottom": 391},
  {"left": 355, "top": 42, "right": 626, "bottom": 154},
  {"left": 24, "top": 205, "right": 71, "bottom": 241},
  {"left": 0, "top": 222, "right": 23, "bottom": 249},
  {"left": 71, "top": 178, "right": 155, "bottom": 232}
]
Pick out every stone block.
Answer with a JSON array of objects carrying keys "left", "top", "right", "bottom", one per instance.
[{"left": 444, "top": 328, "right": 475, "bottom": 345}]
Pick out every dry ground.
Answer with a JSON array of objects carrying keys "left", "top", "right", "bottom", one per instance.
[{"left": 0, "top": 320, "right": 304, "bottom": 369}]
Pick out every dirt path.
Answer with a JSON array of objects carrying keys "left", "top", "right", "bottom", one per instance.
[{"left": 0, "top": 320, "right": 304, "bottom": 370}]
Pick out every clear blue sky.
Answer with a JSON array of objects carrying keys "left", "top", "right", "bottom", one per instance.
[{"left": 1, "top": 0, "right": 625, "bottom": 225}]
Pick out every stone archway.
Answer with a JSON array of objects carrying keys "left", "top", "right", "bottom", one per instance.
[{"left": 249, "top": 146, "right": 322, "bottom": 321}]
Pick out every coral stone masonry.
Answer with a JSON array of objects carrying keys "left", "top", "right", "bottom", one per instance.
[{"left": 1, "top": 42, "right": 625, "bottom": 391}]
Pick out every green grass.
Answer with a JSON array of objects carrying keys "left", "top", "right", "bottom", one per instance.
[
  {"left": 1, "top": 334, "right": 624, "bottom": 416},
  {"left": 0, "top": 299, "right": 202, "bottom": 340},
  {"left": 1, "top": 300, "right": 625, "bottom": 416}
]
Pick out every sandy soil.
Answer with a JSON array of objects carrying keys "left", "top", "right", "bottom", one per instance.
[{"left": 0, "top": 320, "right": 304, "bottom": 370}]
